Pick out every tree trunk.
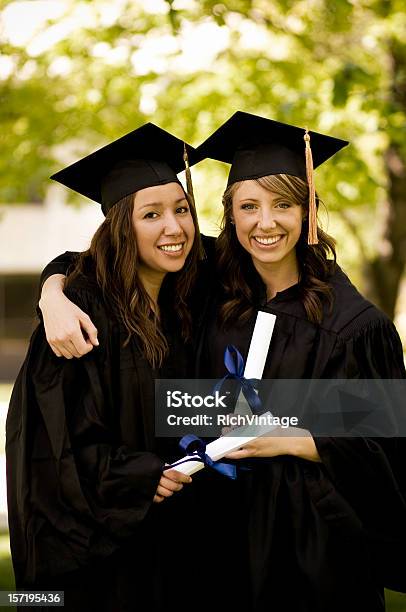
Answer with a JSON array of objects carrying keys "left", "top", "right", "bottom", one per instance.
[{"left": 364, "top": 40, "right": 406, "bottom": 320}]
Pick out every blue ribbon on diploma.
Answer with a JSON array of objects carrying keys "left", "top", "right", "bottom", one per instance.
[
  {"left": 214, "top": 345, "right": 263, "bottom": 415},
  {"left": 164, "top": 434, "right": 237, "bottom": 480}
]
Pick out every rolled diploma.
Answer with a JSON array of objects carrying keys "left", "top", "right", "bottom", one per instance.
[{"left": 169, "top": 311, "right": 277, "bottom": 476}]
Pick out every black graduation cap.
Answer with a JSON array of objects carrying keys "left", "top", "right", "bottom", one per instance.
[
  {"left": 193, "top": 111, "right": 349, "bottom": 244},
  {"left": 51, "top": 123, "right": 196, "bottom": 215},
  {"left": 193, "top": 111, "right": 348, "bottom": 184}
]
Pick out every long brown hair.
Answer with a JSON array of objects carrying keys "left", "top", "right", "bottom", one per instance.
[
  {"left": 66, "top": 190, "right": 202, "bottom": 369},
  {"left": 216, "top": 174, "right": 336, "bottom": 327}
]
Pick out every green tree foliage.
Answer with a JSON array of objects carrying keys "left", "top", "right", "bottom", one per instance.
[{"left": 0, "top": 0, "right": 405, "bottom": 317}]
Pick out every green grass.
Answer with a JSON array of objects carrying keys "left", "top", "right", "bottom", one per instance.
[
  {"left": 0, "top": 533, "right": 15, "bottom": 611},
  {"left": 1, "top": 385, "right": 16, "bottom": 609},
  {"left": 386, "top": 591, "right": 406, "bottom": 611}
]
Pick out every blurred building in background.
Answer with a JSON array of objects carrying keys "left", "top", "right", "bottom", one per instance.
[{"left": 0, "top": 187, "right": 103, "bottom": 381}]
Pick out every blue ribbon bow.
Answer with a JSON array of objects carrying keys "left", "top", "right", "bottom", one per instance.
[
  {"left": 164, "top": 434, "right": 237, "bottom": 480},
  {"left": 214, "top": 345, "right": 263, "bottom": 415}
]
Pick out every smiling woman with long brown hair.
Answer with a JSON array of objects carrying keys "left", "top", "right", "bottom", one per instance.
[
  {"left": 194, "top": 112, "right": 406, "bottom": 612},
  {"left": 6, "top": 123, "right": 205, "bottom": 611},
  {"left": 217, "top": 173, "right": 337, "bottom": 327}
]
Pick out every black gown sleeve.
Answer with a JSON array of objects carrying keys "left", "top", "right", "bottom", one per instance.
[
  {"left": 39, "top": 251, "right": 79, "bottom": 290},
  {"left": 314, "top": 317, "right": 406, "bottom": 591},
  {"left": 6, "top": 283, "right": 164, "bottom": 585}
]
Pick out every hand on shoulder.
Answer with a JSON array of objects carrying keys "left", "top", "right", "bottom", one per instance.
[{"left": 39, "top": 274, "right": 99, "bottom": 359}]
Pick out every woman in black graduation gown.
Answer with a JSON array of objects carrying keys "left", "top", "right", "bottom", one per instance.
[
  {"left": 192, "top": 112, "right": 406, "bottom": 612},
  {"left": 35, "top": 113, "right": 406, "bottom": 611},
  {"left": 6, "top": 123, "right": 205, "bottom": 611}
]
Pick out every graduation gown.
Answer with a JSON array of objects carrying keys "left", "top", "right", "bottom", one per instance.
[
  {"left": 24, "top": 240, "right": 406, "bottom": 611},
  {"left": 196, "top": 257, "right": 406, "bottom": 612},
  {"left": 6, "top": 268, "right": 208, "bottom": 611}
]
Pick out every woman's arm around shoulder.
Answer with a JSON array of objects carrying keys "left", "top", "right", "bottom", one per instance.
[{"left": 38, "top": 252, "right": 99, "bottom": 359}]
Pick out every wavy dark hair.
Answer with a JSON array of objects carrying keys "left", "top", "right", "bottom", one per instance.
[
  {"left": 66, "top": 190, "right": 202, "bottom": 369},
  {"left": 216, "top": 174, "right": 336, "bottom": 327}
]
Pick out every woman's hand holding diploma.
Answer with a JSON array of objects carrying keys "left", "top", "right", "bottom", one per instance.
[
  {"left": 224, "top": 426, "right": 322, "bottom": 462},
  {"left": 153, "top": 469, "right": 193, "bottom": 504}
]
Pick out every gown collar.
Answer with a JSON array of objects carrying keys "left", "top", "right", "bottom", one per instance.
[
  {"left": 267, "top": 282, "right": 300, "bottom": 305},
  {"left": 248, "top": 258, "right": 301, "bottom": 308}
]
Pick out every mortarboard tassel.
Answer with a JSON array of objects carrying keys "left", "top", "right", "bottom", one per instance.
[
  {"left": 183, "top": 143, "right": 196, "bottom": 208},
  {"left": 304, "top": 129, "right": 318, "bottom": 245}
]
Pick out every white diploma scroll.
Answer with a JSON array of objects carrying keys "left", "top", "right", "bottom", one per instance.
[{"left": 169, "top": 311, "right": 277, "bottom": 476}]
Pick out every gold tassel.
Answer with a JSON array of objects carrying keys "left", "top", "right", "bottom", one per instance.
[
  {"left": 183, "top": 143, "right": 196, "bottom": 208},
  {"left": 304, "top": 129, "right": 318, "bottom": 245}
]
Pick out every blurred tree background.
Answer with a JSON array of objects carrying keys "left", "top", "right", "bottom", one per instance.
[
  {"left": 1, "top": 0, "right": 406, "bottom": 608},
  {"left": 1, "top": 0, "right": 406, "bottom": 322}
]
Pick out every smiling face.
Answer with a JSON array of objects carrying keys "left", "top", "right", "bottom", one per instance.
[
  {"left": 232, "top": 179, "right": 304, "bottom": 271},
  {"left": 132, "top": 182, "right": 195, "bottom": 283}
]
